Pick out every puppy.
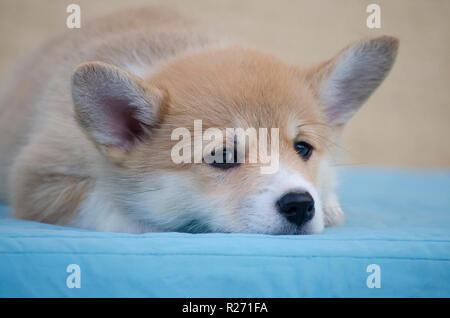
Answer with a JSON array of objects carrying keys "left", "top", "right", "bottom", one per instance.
[{"left": 0, "top": 7, "right": 398, "bottom": 234}]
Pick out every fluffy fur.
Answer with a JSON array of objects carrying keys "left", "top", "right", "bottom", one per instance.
[{"left": 0, "top": 7, "right": 398, "bottom": 234}]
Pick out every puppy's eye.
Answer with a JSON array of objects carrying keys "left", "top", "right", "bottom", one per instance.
[
  {"left": 294, "top": 141, "right": 313, "bottom": 161},
  {"left": 210, "top": 148, "right": 240, "bottom": 169}
]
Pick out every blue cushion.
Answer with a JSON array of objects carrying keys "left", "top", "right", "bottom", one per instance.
[{"left": 0, "top": 168, "right": 449, "bottom": 297}]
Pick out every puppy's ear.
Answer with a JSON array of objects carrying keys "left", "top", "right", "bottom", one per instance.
[
  {"left": 308, "top": 36, "right": 398, "bottom": 126},
  {"left": 72, "top": 62, "right": 164, "bottom": 156}
]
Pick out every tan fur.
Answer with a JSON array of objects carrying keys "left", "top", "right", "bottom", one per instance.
[
  {"left": 0, "top": 7, "right": 212, "bottom": 220},
  {"left": 0, "top": 7, "right": 398, "bottom": 233}
]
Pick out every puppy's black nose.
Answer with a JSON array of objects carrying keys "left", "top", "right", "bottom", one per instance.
[{"left": 276, "top": 192, "right": 315, "bottom": 227}]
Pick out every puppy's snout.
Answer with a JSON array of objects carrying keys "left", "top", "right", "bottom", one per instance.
[{"left": 276, "top": 192, "right": 315, "bottom": 227}]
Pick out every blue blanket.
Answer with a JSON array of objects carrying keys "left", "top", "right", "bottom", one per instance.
[{"left": 0, "top": 168, "right": 449, "bottom": 297}]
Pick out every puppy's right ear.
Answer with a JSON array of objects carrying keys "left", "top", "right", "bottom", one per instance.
[{"left": 72, "top": 62, "right": 164, "bottom": 158}]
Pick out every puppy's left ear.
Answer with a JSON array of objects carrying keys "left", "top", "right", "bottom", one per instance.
[{"left": 308, "top": 36, "right": 399, "bottom": 126}]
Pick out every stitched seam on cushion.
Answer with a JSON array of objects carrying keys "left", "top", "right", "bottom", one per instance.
[
  {"left": 0, "top": 251, "right": 449, "bottom": 261},
  {"left": 1, "top": 234, "right": 449, "bottom": 243}
]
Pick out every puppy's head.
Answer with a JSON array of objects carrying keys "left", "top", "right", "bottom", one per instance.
[{"left": 72, "top": 36, "right": 398, "bottom": 234}]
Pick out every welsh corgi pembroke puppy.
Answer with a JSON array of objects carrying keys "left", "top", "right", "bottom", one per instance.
[{"left": 0, "top": 7, "right": 398, "bottom": 234}]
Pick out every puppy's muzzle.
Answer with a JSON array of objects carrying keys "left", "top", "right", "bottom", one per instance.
[{"left": 276, "top": 192, "right": 315, "bottom": 227}]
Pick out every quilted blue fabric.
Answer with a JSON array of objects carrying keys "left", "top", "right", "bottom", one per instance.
[{"left": 0, "top": 168, "right": 449, "bottom": 298}]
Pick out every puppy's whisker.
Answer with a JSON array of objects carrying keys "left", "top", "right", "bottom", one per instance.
[{"left": 128, "top": 188, "right": 162, "bottom": 195}]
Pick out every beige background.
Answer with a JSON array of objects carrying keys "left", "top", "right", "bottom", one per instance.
[{"left": 0, "top": 0, "right": 449, "bottom": 167}]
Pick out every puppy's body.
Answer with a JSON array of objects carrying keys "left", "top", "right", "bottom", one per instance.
[
  {"left": 0, "top": 7, "right": 398, "bottom": 234},
  {"left": 0, "top": 8, "right": 214, "bottom": 227}
]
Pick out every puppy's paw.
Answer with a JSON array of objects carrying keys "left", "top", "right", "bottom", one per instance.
[{"left": 323, "top": 194, "right": 345, "bottom": 227}]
